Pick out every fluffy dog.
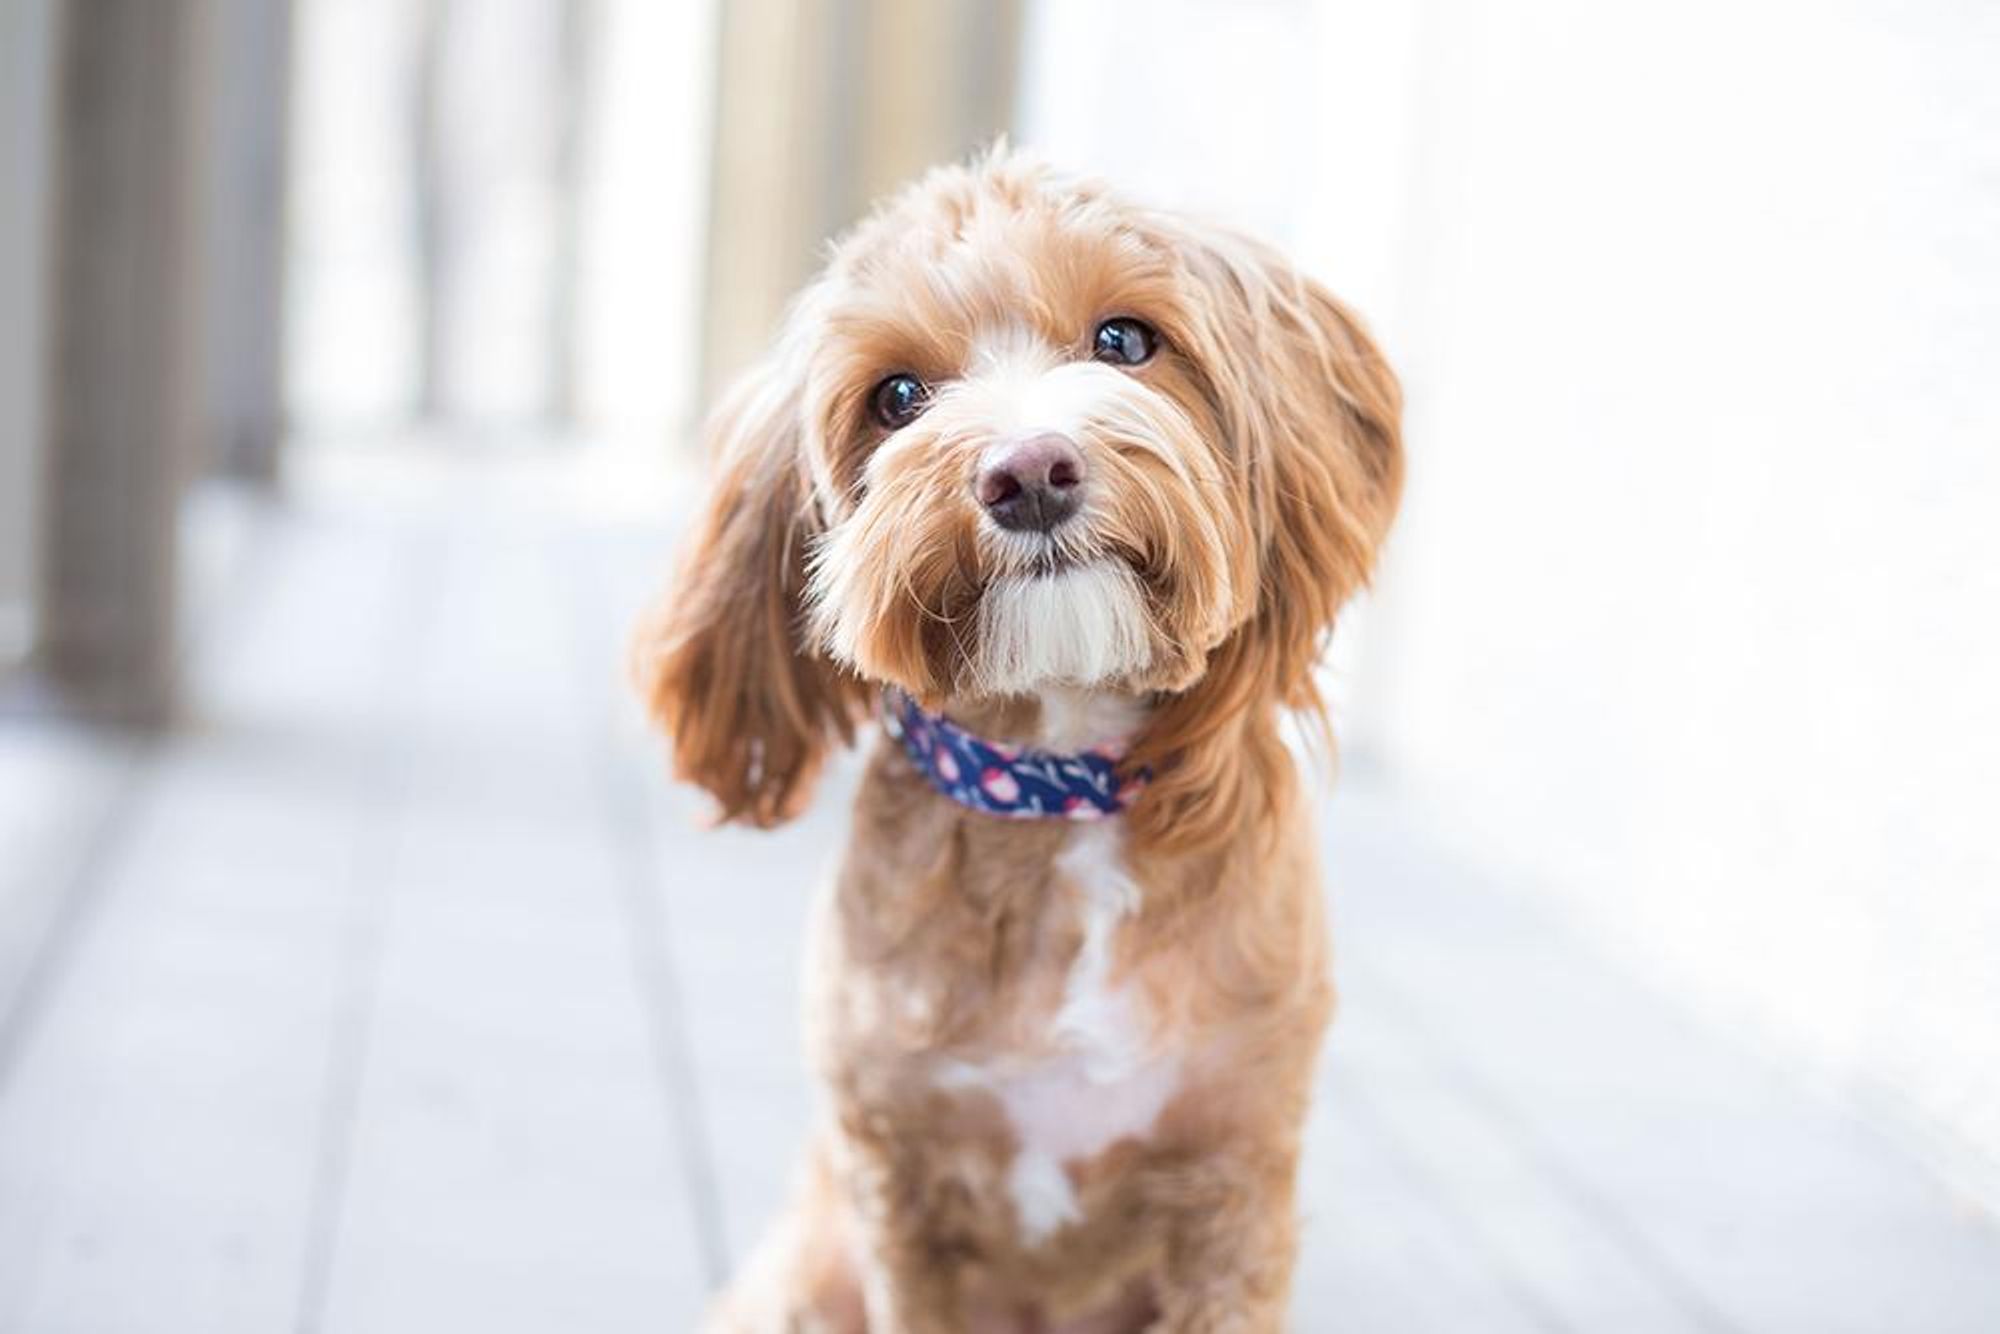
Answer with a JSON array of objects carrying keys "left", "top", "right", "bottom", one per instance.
[{"left": 635, "top": 148, "right": 1402, "bottom": 1332}]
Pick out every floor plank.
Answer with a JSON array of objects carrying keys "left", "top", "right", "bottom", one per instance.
[
  {"left": 304, "top": 503, "right": 710, "bottom": 1333},
  {"left": 570, "top": 518, "right": 836, "bottom": 1272},
  {"left": 1322, "top": 786, "right": 2000, "bottom": 1333},
  {"left": 0, "top": 507, "right": 424, "bottom": 1332},
  {"left": 0, "top": 721, "right": 140, "bottom": 1082}
]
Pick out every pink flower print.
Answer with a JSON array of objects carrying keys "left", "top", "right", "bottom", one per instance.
[
  {"left": 980, "top": 768, "right": 1020, "bottom": 803},
  {"left": 934, "top": 746, "right": 959, "bottom": 783},
  {"left": 1064, "top": 795, "right": 1100, "bottom": 820}
]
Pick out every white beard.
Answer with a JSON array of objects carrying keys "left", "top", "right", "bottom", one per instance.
[{"left": 972, "top": 561, "right": 1153, "bottom": 695}]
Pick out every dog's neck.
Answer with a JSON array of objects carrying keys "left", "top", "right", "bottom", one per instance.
[{"left": 940, "top": 686, "right": 1147, "bottom": 752}]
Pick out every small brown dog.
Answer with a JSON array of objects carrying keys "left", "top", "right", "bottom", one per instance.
[{"left": 636, "top": 149, "right": 1402, "bottom": 1332}]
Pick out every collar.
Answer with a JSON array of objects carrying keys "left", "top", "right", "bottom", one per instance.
[{"left": 883, "top": 689, "right": 1147, "bottom": 821}]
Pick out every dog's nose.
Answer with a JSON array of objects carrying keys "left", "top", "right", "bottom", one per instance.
[{"left": 975, "top": 433, "right": 1086, "bottom": 533}]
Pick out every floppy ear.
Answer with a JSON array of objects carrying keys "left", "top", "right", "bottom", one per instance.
[
  {"left": 631, "top": 361, "right": 867, "bottom": 826},
  {"left": 1130, "top": 230, "right": 1404, "bottom": 850}
]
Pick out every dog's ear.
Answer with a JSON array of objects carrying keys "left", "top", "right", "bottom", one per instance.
[
  {"left": 631, "top": 359, "right": 867, "bottom": 827},
  {"left": 1131, "top": 229, "right": 1404, "bottom": 849},
  {"left": 1210, "top": 233, "right": 1403, "bottom": 704}
]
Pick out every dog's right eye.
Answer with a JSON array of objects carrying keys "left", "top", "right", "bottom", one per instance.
[
  {"left": 1093, "top": 316, "right": 1158, "bottom": 367},
  {"left": 870, "top": 373, "right": 931, "bottom": 430}
]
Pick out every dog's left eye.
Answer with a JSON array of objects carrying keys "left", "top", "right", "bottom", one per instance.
[
  {"left": 1092, "top": 317, "right": 1158, "bottom": 367},
  {"left": 870, "top": 373, "right": 931, "bottom": 430}
]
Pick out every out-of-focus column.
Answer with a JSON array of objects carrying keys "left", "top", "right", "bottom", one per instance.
[
  {"left": 36, "top": 0, "right": 209, "bottom": 723},
  {"left": 0, "top": 0, "right": 60, "bottom": 668},
  {"left": 201, "top": 0, "right": 295, "bottom": 482},
  {"left": 696, "top": 0, "right": 1021, "bottom": 408}
]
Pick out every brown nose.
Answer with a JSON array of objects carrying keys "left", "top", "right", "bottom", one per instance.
[{"left": 975, "top": 433, "right": 1086, "bottom": 533}]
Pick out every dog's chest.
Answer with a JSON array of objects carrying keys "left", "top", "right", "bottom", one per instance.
[{"left": 933, "top": 822, "right": 1181, "bottom": 1241}]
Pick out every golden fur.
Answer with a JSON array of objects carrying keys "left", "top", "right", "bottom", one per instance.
[{"left": 634, "top": 149, "right": 1402, "bottom": 1332}]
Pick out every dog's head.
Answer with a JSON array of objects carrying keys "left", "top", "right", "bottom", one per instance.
[{"left": 636, "top": 150, "right": 1401, "bottom": 845}]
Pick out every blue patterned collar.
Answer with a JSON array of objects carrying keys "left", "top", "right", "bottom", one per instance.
[{"left": 883, "top": 690, "right": 1147, "bottom": 821}]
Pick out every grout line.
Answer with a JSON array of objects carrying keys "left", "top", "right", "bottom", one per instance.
[
  {"left": 1332, "top": 1073, "right": 1578, "bottom": 1334},
  {"left": 0, "top": 739, "right": 151, "bottom": 1094},
  {"left": 603, "top": 782, "right": 732, "bottom": 1291},
  {"left": 1351, "top": 957, "right": 1745, "bottom": 1334},
  {"left": 0, "top": 483, "right": 296, "bottom": 1092},
  {"left": 290, "top": 525, "right": 445, "bottom": 1334},
  {"left": 563, "top": 530, "right": 730, "bottom": 1291},
  {"left": 1370, "top": 781, "right": 2000, "bottom": 1235}
]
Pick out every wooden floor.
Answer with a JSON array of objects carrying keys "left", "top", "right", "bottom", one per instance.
[{"left": 1, "top": 456, "right": 1996, "bottom": 1332}]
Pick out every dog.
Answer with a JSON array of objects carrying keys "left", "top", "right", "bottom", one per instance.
[{"left": 635, "top": 147, "right": 1402, "bottom": 1332}]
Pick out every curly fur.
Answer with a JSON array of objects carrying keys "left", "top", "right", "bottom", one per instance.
[{"left": 633, "top": 147, "right": 1402, "bottom": 1331}]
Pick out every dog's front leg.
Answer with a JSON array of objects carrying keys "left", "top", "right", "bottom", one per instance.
[
  {"left": 1149, "top": 1151, "right": 1302, "bottom": 1334},
  {"left": 842, "top": 1141, "right": 967, "bottom": 1334}
]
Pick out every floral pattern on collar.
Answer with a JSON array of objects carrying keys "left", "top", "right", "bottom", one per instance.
[{"left": 883, "top": 690, "right": 1147, "bottom": 821}]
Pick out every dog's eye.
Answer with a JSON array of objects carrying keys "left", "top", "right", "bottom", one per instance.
[
  {"left": 1092, "top": 317, "right": 1158, "bottom": 367},
  {"left": 870, "top": 373, "right": 931, "bottom": 430}
]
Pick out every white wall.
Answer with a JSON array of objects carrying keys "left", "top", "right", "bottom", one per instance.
[
  {"left": 1364, "top": 0, "right": 2000, "bottom": 1186},
  {"left": 1023, "top": 0, "right": 2000, "bottom": 1188},
  {"left": 0, "top": 0, "right": 57, "bottom": 662}
]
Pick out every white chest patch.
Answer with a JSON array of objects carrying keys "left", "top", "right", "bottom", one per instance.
[{"left": 937, "top": 823, "right": 1178, "bottom": 1243}]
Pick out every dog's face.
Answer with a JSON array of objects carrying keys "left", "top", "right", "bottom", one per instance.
[
  {"left": 799, "top": 191, "right": 1252, "bottom": 702},
  {"left": 638, "top": 152, "right": 1401, "bottom": 840}
]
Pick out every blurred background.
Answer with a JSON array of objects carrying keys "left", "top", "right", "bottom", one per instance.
[{"left": 2, "top": 0, "right": 1997, "bottom": 1329}]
